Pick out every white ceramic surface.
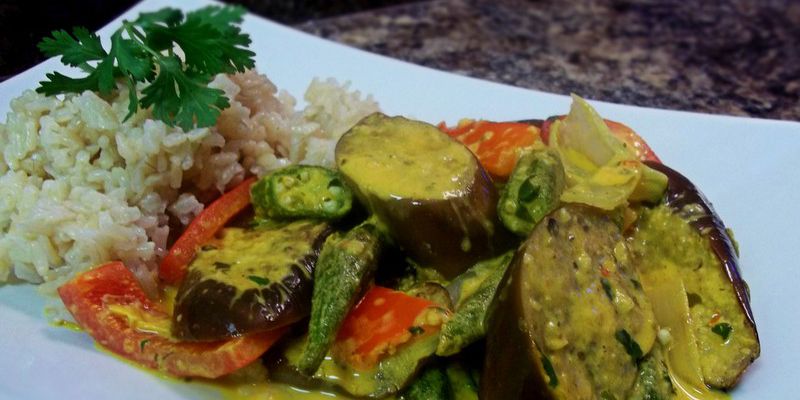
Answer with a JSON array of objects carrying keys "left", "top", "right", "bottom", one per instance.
[{"left": 1, "top": 0, "right": 799, "bottom": 398}]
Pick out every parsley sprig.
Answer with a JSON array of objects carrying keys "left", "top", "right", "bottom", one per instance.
[{"left": 36, "top": 6, "right": 255, "bottom": 131}]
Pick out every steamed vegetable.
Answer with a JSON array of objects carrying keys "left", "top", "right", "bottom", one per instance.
[
  {"left": 299, "top": 221, "right": 383, "bottom": 375},
  {"left": 547, "top": 95, "right": 667, "bottom": 210},
  {"left": 333, "top": 286, "right": 448, "bottom": 370},
  {"left": 542, "top": 117, "right": 661, "bottom": 163},
  {"left": 437, "top": 251, "right": 513, "bottom": 356},
  {"left": 637, "top": 261, "right": 727, "bottom": 399},
  {"left": 628, "top": 345, "right": 674, "bottom": 400},
  {"left": 251, "top": 165, "right": 353, "bottom": 221},
  {"left": 270, "top": 330, "right": 441, "bottom": 398},
  {"left": 172, "top": 220, "right": 331, "bottom": 341},
  {"left": 37, "top": 5, "right": 255, "bottom": 130},
  {"left": 399, "top": 360, "right": 480, "bottom": 400},
  {"left": 267, "top": 286, "right": 449, "bottom": 397},
  {"left": 497, "top": 148, "right": 565, "bottom": 236},
  {"left": 336, "top": 113, "right": 511, "bottom": 279},
  {"left": 58, "top": 261, "right": 285, "bottom": 378},
  {"left": 439, "top": 120, "right": 541, "bottom": 178},
  {"left": 160, "top": 176, "right": 256, "bottom": 285},
  {"left": 482, "top": 205, "right": 657, "bottom": 399},
  {"left": 400, "top": 365, "right": 452, "bottom": 400},
  {"left": 632, "top": 161, "right": 760, "bottom": 389}
]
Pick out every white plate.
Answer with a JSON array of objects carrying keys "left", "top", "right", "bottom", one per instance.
[{"left": 1, "top": 0, "right": 799, "bottom": 398}]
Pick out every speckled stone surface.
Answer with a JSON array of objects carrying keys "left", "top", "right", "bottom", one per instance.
[{"left": 297, "top": 0, "right": 800, "bottom": 121}]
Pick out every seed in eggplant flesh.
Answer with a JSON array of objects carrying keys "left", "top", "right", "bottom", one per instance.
[
  {"left": 482, "top": 205, "right": 657, "bottom": 399},
  {"left": 172, "top": 220, "right": 331, "bottom": 341}
]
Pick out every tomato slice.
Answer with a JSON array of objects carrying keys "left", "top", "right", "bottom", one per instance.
[
  {"left": 439, "top": 120, "right": 541, "bottom": 178},
  {"left": 542, "top": 116, "right": 661, "bottom": 163},
  {"left": 333, "top": 286, "right": 447, "bottom": 369},
  {"left": 159, "top": 177, "right": 257, "bottom": 284},
  {"left": 58, "top": 261, "right": 284, "bottom": 378}
]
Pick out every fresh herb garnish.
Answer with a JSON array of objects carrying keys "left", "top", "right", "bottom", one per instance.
[
  {"left": 615, "top": 329, "right": 643, "bottom": 362},
  {"left": 711, "top": 322, "right": 732, "bottom": 341},
  {"left": 247, "top": 275, "right": 270, "bottom": 286},
  {"left": 36, "top": 5, "right": 255, "bottom": 130},
  {"left": 541, "top": 354, "right": 559, "bottom": 387},
  {"left": 140, "top": 339, "right": 150, "bottom": 352}
]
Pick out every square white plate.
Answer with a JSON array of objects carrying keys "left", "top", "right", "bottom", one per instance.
[{"left": 1, "top": 0, "right": 799, "bottom": 398}]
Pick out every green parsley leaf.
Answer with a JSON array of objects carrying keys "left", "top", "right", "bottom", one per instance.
[
  {"left": 711, "top": 322, "right": 732, "bottom": 341},
  {"left": 134, "top": 8, "right": 183, "bottom": 27},
  {"left": 140, "top": 339, "right": 150, "bottom": 352},
  {"left": 111, "top": 32, "right": 154, "bottom": 81},
  {"left": 36, "top": 5, "right": 254, "bottom": 130},
  {"left": 38, "top": 27, "right": 107, "bottom": 68}
]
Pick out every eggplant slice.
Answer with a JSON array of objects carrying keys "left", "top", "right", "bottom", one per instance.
[
  {"left": 173, "top": 220, "right": 331, "bottom": 341},
  {"left": 632, "top": 162, "right": 760, "bottom": 388},
  {"left": 482, "top": 205, "right": 657, "bottom": 399},
  {"left": 336, "top": 113, "right": 512, "bottom": 279}
]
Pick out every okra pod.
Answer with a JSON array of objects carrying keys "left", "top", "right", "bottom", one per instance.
[{"left": 298, "top": 221, "right": 382, "bottom": 375}]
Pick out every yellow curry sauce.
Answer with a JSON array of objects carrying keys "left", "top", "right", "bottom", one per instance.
[
  {"left": 336, "top": 114, "right": 477, "bottom": 200},
  {"left": 631, "top": 205, "right": 759, "bottom": 389}
]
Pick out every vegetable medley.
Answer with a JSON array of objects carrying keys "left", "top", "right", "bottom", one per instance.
[
  {"left": 57, "top": 95, "right": 760, "bottom": 399},
  {"left": 42, "top": 5, "right": 760, "bottom": 400}
]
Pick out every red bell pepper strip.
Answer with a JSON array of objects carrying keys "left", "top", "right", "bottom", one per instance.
[
  {"left": 439, "top": 120, "right": 541, "bottom": 179},
  {"left": 333, "top": 286, "right": 447, "bottom": 370},
  {"left": 542, "top": 117, "right": 661, "bottom": 163},
  {"left": 58, "top": 261, "right": 285, "bottom": 378},
  {"left": 159, "top": 176, "right": 256, "bottom": 284}
]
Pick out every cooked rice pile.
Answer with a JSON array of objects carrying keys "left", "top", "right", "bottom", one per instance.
[{"left": 0, "top": 70, "right": 378, "bottom": 295}]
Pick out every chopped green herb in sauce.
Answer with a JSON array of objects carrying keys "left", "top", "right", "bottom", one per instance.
[
  {"left": 408, "top": 326, "right": 425, "bottom": 335},
  {"left": 600, "top": 390, "right": 618, "bottom": 400},
  {"left": 712, "top": 322, "right": 733, "bottom": 341},
  {"left": 601, "top": 278, "right": 614, "bottom": 301},
  {"left": 139, "top": 339, "right": 150, "bottom": 352},
  {"left": 541, "top": 354, "right": 559, "bottom": 388},
  {"left": 247, "top": 275, "right": 270, "bottom": 286},
  {"left": 615, "top": 329, "right": 643, "bottom": 362}
]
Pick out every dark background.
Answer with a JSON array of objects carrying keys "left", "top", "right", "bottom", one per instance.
[
  {"left": 0, "top": 0, "right": 417, "bottom": 81},
  {"left": 1, "top": 0, "right": 797, "bottom": 120}
]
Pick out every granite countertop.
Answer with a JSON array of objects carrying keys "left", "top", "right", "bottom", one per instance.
[
  {"left": 296, "top": 0, "right": 799, "bottom": 121},
  {"left": 1, "top": 0, "right": 797, "bottom": 120}
]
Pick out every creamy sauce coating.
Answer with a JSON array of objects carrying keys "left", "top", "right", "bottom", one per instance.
[{"left": 337, "top": 114, "right": 477, "bottom": 200}]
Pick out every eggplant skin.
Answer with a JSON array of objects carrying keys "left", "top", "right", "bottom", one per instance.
[
  {"left": 373, "top": 167, "right": 512, "bottom": 279},
  {"left": 336, "top": 113, "right": 512, "bottom": 279},
  {"left": 172, "top": 221, "right": 332, "bottom": 341},
  {"left": 642, "top": 161, "right": 760, "bottom": 388},
  {"left": 646, "top": 161, "right": 756, "bottom": 333}
]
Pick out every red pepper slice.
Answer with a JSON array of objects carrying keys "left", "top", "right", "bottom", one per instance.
[
  {"left": 58, "top": 261, "right": 284, "bottom": 378},
  {"left": 333, "top": 286, "right": 446, "bottom": 370},
  {"left": 439, "top": 120, "right": 541, "bottom": 179},
  {"left": 541, "top": 117, "right": 661, "bottom": 163},
  {"left": 159, "top": 177, "right": 257, "bottom": 284}
]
